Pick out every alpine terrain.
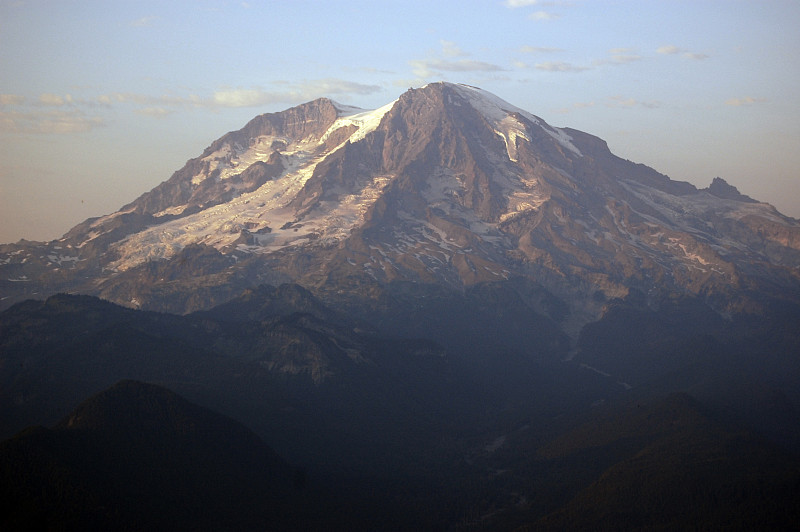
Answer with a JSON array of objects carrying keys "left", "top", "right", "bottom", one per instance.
[
  {"left": 2, "top": 82, "right": 798, "bottom": 322},
  {"left": 1, "top": 82, "right": 799, "bottom": 530}
]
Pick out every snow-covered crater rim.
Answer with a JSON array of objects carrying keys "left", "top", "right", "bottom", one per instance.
[{"left": 447, "top": 83, "right": 582, "bottom": 157}]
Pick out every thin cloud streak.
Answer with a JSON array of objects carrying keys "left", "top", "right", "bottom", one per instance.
[
  {"left": 0, "top": 94, "right": 26, "bottom": 106},
  {"left": 657, "top": 45, "right": 684, "bottom": 55},
  {"left": 657, "top": 45, "right": 709, "bottom": 60},
  {"left": 0, "top": 78, "right": 385, "bottom": 134},
  {"left": 528, "top": 11, "right": 561, "bottom": 21},
  {"left": 410, "top": 41, "right": 507, "bottom": 79},
  {"left": 725, "top": 96, "right": 767, "bottom": 106},
  {"left": 130, "top": 16, "right": 158, "bottom": 27},
  {"left": 411, "top": 58, "right": 506, "bottom": 77},
  {"left": 607, "top": 95, "right": 662, "bottom": 109},
  {"left": 38, "top": 94, "right": 74, "bottom": 106},
  {"left": 555, "top": 101, "right": 596, "bottom": 114},
  {"left": 503, "top": 0, "right": 541, "bottom": 7},
  {"left": 519, "top": 45, "right": 564, "bottom": 54},
  {"left": 534, "top": 61, "right": 589, "bottom": 72},
  {"left": 0, "top": 109, "right": 106, "bottom": 134},
  {"left": 135, "top": 107, "right": 174, "bottom": 118},
  {"left": 441, "top": 40, "right": 468, "bottom": 58},
  {"left": 12, "top": 81, "right": 382, "bottom": 115}
]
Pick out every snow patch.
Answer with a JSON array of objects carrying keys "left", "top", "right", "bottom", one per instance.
[
  {"left": 495, "top": 114, "right": 530, "bottom": 162},
  {"left": 107, "top": 133, "right": 399, "bottom": 271},
  {"left": 449, "top": 83, "right": 582, "bottom": 157},
  {"left": 192, "top": 135, "right": 288, "bottom": 186},
  {"left": 579, "top": 363, "right": 611, "bottom": 377},
  {"left": 47, "top": 254, "right": 79, "bottom": 266},
  {"left": 321, "top": 100, "right": 396, "bottom": 145}
]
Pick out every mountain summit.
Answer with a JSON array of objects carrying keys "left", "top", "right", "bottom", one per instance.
[{"left": 2, "top": 82, "right": 799, "bottom": 326}]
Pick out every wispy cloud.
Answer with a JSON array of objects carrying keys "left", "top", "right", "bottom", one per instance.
[
  {"left": 608, "top": 97, "right": 637, "bottom": 108},
  {"left": 0, "top": 78, "right": 384, "bottom": 135},
  {"left": 212, "top": 88, "right": 274, "bottom": 108},
  {"left": 607, "top": 95, "right": 661, "bottom": 109},
  {"left": 534, "top": 61, "right": 589, "bottom": 72},
  {"left": 595, "top": 48, "right": 642, "bottom": 66},
  {"left": 409, "top": 41, "right": 506, "bottom": 79},
  {"left": 528, "top": 11, "right": 560, "bottom": 21},
  {"left": 0, "top": 109, "right": 106, "bottom": 134},
  {"left": 656, "top": 45, "right": 684, "bottom": 55},
  {"left": 503, "top": 0, "right": 541, "bottom": 6},
  {"left": 505, "top": 0, "right": 571, "bottom": 9},
  {"left": 287, "top": 79, "right": 384, "bottom": 98},
  {"left": 657, "top": 44, "right": 709, "bottom": 60},
  {"left": 683, "top": 52, "right": 709, "bottom": 60},
  {"left": 38, "top": 93, "right": 74, "bottom": 106},
  {"left": 441, "top": 40, "right": 468, "bottom": 58},
  {"left": 410, "top": 58, "right": 506, "bottom": 78},
  {"left": 130, "top": 15, "right": 158, "bottom": 27},
  {"left": 503, "top": 0, "right": 562, "bottom": 21},
  {"left": 519, "top": 45, "right": 564, "bottom": 54},
  {"left": 555, "top": 101, "right": 596, "bottom": 114},
  {"left": 725, "top": 96, "right": 767, "bottom": 106},
  {"left": 135, "top": 107, "right": 174, "bottom": 118},
  {"left": 523, "top": 46, "right": 641, "bottom": 73},
  {"left": 212, "top": 79, "right": 383, "bottom": 108},
  {"left": 96, "top": 92, "right": 202, "bottom": 108},
  {"left": 1, "top": 92, "right": 107, "bottom": 133},
  {"left": 609, "top": 54, "right": 642, "bottom": 64},
  {"left": 0, "top": 94, "right": 25, "bottom": 106},
  {"left": 96, "top": 79, "right": 383, "bottom": 111}
]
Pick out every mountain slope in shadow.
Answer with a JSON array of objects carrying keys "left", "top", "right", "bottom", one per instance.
[
  {"left": 0, "top": 380, "right": 303, "bottom": 531},
  {"left": 515, "top": 393, "right": 800, "bottom": 531}
]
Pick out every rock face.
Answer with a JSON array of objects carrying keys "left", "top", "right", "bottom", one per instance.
[{"left": 2, "top": 82, "right": 799, "bottom": 329}]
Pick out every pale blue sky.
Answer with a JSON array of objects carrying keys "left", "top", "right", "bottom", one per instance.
[{"left": 1, "top": 0, "right": 798, "bottom": 243}]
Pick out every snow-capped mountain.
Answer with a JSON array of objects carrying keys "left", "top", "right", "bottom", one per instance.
[{"left": 2, "top": 82, "right": 799, "bottom": 328}]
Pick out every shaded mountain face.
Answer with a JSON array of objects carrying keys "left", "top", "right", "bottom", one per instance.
[
  {"left": 0, "top": 291, "right": 503, "bottom": 485},
  {"left": 5, "top": 375, "right": 799, "bottom": 530},
  {"left": 0, "top": 380, "right": 301, "bottom": 531},
  {"left": 519, "top": 393, "right": 800, "bottom": 531},
  {"left": 2, "top": 82, "right": 798, "bottom": 332}
]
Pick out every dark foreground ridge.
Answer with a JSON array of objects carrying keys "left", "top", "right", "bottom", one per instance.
[
  {"left": 1, "top": 292, "right": 799, "bottom": 530},
  {"left": 0, "top": 380, "right": 303, "bottom": 530}
]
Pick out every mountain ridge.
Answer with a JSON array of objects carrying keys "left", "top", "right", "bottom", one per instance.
[
  {"left": 0, "top": 380, "right": 302, "bottom": 530},
  {"left": 2, "top": 82, "right": 799, "bottom": 332}
]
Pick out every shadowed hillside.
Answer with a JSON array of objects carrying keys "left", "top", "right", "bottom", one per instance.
[{"left": 0, "top": 380, "right": 302, "bottom": 531}]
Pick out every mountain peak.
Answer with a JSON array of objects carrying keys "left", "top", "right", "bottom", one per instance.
[
  {"left": 3, "top": 379, "right": 296, "bottom": 529},
  {"left": 704, "top": 176, "right": 757, "bottom": 203},
  {"left": 1, "top": 84, "right": 799, "bottom": 321}
]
